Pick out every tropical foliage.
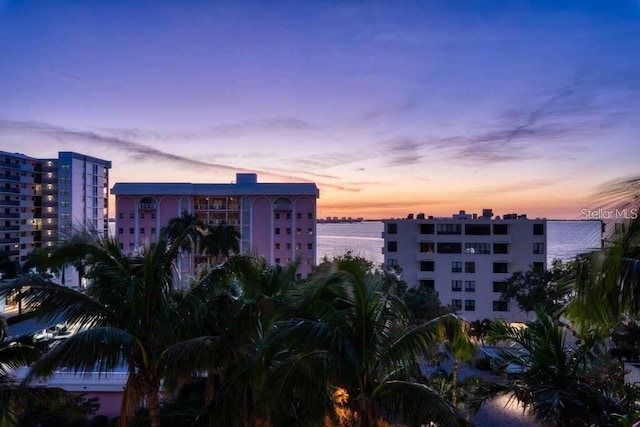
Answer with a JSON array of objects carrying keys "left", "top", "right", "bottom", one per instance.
[{"left": 485, "top": 310, "right": 640, "bottom": 427}]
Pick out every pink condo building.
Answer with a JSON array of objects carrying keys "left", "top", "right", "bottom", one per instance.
[{"left": 112, "top": 173, "right": 319, "bottom": 283}]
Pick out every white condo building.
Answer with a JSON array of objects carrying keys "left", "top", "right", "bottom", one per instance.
[
  {"left": 0, "top": 151, "right": 111, "bottom": 289},
  {"left": 382, "top": 209, "right": 546, "bottom": 322}
]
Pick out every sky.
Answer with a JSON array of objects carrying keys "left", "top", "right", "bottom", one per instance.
[{"left": 1, "top": 0, "right": 639, "bottom": 220}]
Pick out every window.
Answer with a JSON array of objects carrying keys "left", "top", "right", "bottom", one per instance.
[
  {"left": 275, "top": 228, "right": 280, "bottom": 235},
  {"left": 387, "top": 241, "right": 398, "bottom": 252},
  {"left": 296, "top": 212, "right": 302, "bottom": 219},
  {"left": 420, "top": 279, "right": 435, "bottom": 290},
  {"left": 286, "top": 213, "right": 291, "bottom": 219},
  {"left": 307, "top": 227, "right": 313, "bottom": 235},
  {"left": 286, "top": 227, "right": 291, "bottom": 235},
  {"left": 387, "top": 259, "right": 399, "bottom": 268},
  {"left": 275, "top": 258, "right": 281, "bottom": 264},
  {"left": 493, "top": 224, "right": 509, "bottom": 235},
  {"left": 452, "top": 261, "right": 462, "bottom": 273},
  {"left": 307, "top": 258, "right": 313, "bottom": 265},
  {"left": 286, "top": 243, "right": 291, "bottom": 249},
  {"left": 296, "top": 243, "right": 302, "bottom": 250},
  {"left": 118, "top": 212, "right": 124, "bottom": 219},
  {"left": 118, "top": 228, "right": 123, "bottom": 235},
  {"left": 533, "top": 223, "right": 545, "bottom": 235},
  {"left": 465, "top": 243, "right": 490, "bottom": 254},
  {"left": 307, "top": 243, "right": 313, "bottom": 249},
  {"left": 465, "top": 280, "right": 475, "bottom": 292},
  {"left": 493, "top": 262, "right": 508, "bottom": 273},
  {"left": 493, "top": 281, "right": 508, "bottom": 293},
  {"left": 533, "top": 262, "right": 544, "bottom": 271},
  {"left": 387, "top": 223, "right": 397, "bottom": 234},
  {"left": 130, "top": 212, "right": 134, "bottom": 219},
  {"left": 493, "top": 301, "right": 509, "bottom": 312},
  {"left": 464, "top": 300, "right": 475, "bottom": 311},
  {"left": 129, "top": 228, "right": 134, "bottom": 234},
  {"left": 307, "top": 212, "right": 313, "bottom": 219},
  {"left": 275, "top": 213, "right": 280, "bottom": 219},
  {"left": 119, "top": 243, "right": 124, "bottom": 249},
  {"left": 437, "top": 242, "right": 462, "bottom": 254},
  {"left": 140, "top": 213, "right": 145, "bottom": 219},
  {"left": 533, "top": 242, "right": 545, "bottom": 254},
  {"left": 451, "top": 280, "right": 462, "bottom": 292},
  {"left": 420, "top": 261, "right": 434, "bottom": 272},
  {"left": 420, "top": 223, "right": 434, "bottom": 234},
  {"left": 275, "top": 243, "right": 280, "bottom": 250},
  {"left": 451, "top": 299, "right": 462, "bottom": 311},
  {"left": 151, "top": 212, "right": 156, "bottom": 219},
  {"left": 420, "top": 242, "right": 435, "bottom": 253},
  {"left": 437, "top": 223, "right": 461, "bottom": 235},
  {"left": 61, "top": 201, "right": 70, "bottom": 208},
  {"left": 465, "top": 224, "right": 490, "bottom": 235},
  {"left": 151, "top": 228, "right": 156, "bottom": 234},
  {"left": 493, "top": 243, "right": 509, "bottom": 254},
  {"left": 296, "top": 227, "right": 302, "bottom": 235},
  {"left": 465, "top": 262, "right": 475, "bottom": 273},
  {"left": 140, "top": 228, "right": 145, "bottom": 234}
]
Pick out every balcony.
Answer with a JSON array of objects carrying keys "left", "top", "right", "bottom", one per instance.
[
  {"left": 0, "top": 175, "right": 20, "bottom": 182},
  {"left": 0, "top": 238, "right": 19, "bottom": 244},
  {"left": 0, "top": 187, "right": 20, "bottom": 194},
  {"left": 1, "top": 162, "right": 22, "bottom": 170},
  {"left": 417, "top": 252, "right": 435, "bottom": 261},
  {"left": 0, "top": 212, "right": 19, "bottom": 218},
  {"left": 0, "top": 200, "right": 20, "bottom": 206},
  {"left": 3, "top": 226, "right": 19, "bottom": 231},
  {"left": 274, "top": 203, "right": 292, "bottom": 211}
]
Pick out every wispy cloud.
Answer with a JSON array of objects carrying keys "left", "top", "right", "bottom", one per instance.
[
  {"left": 0, "top": 119, "right": 341, "bottom": 186},
  {"left": 377, "top": 73, "right": 640, "bottom": 166},
  {"left": 101, "top": 116, "right": 314, "bottom": 142}
]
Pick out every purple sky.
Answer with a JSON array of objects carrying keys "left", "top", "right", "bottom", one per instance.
[{"left": 1, "top": 0, "right": 639, "bottom": 219}]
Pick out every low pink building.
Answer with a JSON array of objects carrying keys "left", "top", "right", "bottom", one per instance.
[{"left": 112, "top": 173, "right": 319, "bottom": 281}]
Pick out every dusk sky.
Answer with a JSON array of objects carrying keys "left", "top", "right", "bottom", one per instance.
[{"left": 1, "top": 0, "right": 639, "bottom": 219}]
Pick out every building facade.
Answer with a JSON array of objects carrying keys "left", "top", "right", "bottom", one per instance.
[
  {"left": 383, "top": 209, "right": 547, "bottom": 322},
  {"left": 0, "top": 151, "right": 111, "bottom": 287},
  {"left": 112, "top": 173, "right": 319, "bottom": 282}
]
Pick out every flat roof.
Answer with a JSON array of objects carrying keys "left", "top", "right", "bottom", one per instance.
[{"left": 112, "top": 181, "right": 319, "bottom": 197}]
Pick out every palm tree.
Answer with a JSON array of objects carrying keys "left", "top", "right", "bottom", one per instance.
[
  {"left": 437, "top": 319, "right": 475, "bottom": 408},
  {"left": 199, "top": 222, "right": 240, "bottom": 264},
  {"left": 486, "top": 310, "right": 634, "bottom": 427},
  {"left": 162, "top": 255, "right": 302, "bottom": 426},
  {"left": 565, "top": 175, "right": 640, "bottom": 334},
  {"left": 0, "top": 339, "right": 43, "bottom": 425},
  {"left": 1, "top": 229, "right": 232, "bottom": 427},
  {"left": 259, "top": 257, "right": 467, "bottom": 427},
  {"left": 162, "top": 211, "right": 205, "bottom": 283}
]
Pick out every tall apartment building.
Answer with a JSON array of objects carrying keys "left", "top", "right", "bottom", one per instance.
[
  {"left": 112, "top": 173, "right": 319, "bottom": 283},
  {"left": 0, "top": 151, "right": 111, "bottom": 286},
  {"left": 383, "top": 209, "right": 546, "bottom": 322}
]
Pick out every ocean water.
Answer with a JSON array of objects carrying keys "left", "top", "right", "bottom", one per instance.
[
  {"left": 317, "top": 220, "right": 603, "bottom": 266},
  {"left": 316, "top": 222, "right": 385, "bottom": 265}
]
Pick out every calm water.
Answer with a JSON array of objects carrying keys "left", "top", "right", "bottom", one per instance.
[{"left": 317, "top": 220, "right": 603, "bottom": 266}]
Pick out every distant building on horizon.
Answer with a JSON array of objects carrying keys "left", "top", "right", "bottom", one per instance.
[
  {"left": 383, "top": 209, "right": 549, "bottom": 322},
  {"left": 0, "top": 150, "right": 111, "bottom": 289},
  {"left": 111, "top": 173, "right": 319, "bottom": 284}
]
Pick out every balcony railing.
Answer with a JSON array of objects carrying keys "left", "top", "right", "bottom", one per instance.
[
  {"left": 0, "top": 175, "right": 20, "bottom": 182},
  {"left": 0, "top": 213, "right": 19, "bottom": 218},
  {"left": 0, "top": 200, "right": 20, "bottom": 206}
]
